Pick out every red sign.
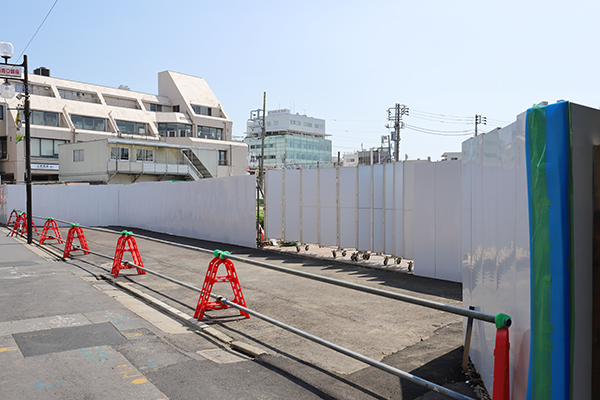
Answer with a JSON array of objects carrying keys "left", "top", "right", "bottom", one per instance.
[{"left": 0, "top": 66, "right": 22, "bottom": 78}]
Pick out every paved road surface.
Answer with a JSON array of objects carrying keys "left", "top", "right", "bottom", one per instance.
[{"left": 1, "top": 224, "right": 484, "bottom": 399}]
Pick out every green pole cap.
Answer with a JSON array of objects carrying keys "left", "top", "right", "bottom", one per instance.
[
  {"left": 46, "top": 217, "right": 53, "bottom": 221},
  {"left": 120, "top": 230, "right": 129, "bottom": 236},
  {"left": 495, "top": 313, "right": 512, "bottom": 329},
  {"left": 213, "top": 250, "right": 230, "bottom": 259},
  {"left": 70, "top": 223, "right": 79, "bottom": 227}
]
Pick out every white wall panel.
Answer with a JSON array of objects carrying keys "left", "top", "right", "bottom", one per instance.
[
  {"left": 339, "top": 207, "right": 357, "bottom": 249},
  {"left": 357, "top": 208, "right": 371, "bottom": 251},
  {"left": 266, "top": 170, "right": 284, "bottom": 239},
  {"left": 4, "top": 176, "right": 256, "bottom": 248},
  {"left": 357, "top": 166, "right": 371, "bottom": 209},
  {"left": 301, "top": 169, "right": 319, "bottom": 244},
  {"left": 435, "top": 161, "right": 461, "bottom": 282},
  {"left": 339, "top": 167, "right": 357, "bottom": 249},
  {"left": 302, "top": 207, "right": 318, "bottom": 244},
  {"left": 284, "top": 170, "right": 301, "bottom": 241},
  {"left": 402, "top": 161, "right": 420, "bottom": 259},
  {"left": 319, "top": 168, "right": 337, "bottom": 246},
  {"left": 463, "top": 114, "right": 532, "bottom": 396},
  {"left": 383, "top": 163, "right": 395, "bottom": 255},
  {"left": 413, "top": 163, "right": 436, "bottom": 278},
  {"left": 372, "top": 165, "right": 384, "bottom": 253}
]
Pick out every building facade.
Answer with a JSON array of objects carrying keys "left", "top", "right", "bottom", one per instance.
[
  {"left": 0, "top": 70, "right": 247, "bottom": 183},
  {"left": 244, "top": 109, "right": 332, "bottom": 169}
]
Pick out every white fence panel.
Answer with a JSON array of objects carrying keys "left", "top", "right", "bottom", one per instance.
[
  {"left": 284, "top": 170, "right": 301, "bottom": 242},
  {"left": 2, "top": 176, "right": 255, "bottom": 248},
  {"left": 265, "top": 170, "right": 284, "bottom": 240},
  {"left": 435, "top": 161, "right": 462, "bottom": 282},
  {"left": 413, "top": 163, "right": 437, "bottom": 278},
  {"left": 339, "top": 167, "right": 357, "bottom": 249},
  {"left": 319, "top": 168, "right": 337, "bottom": 246},
  {"left": 302, "top": 169, "right": 319, "bottom": 244},
  {"left": 462, "top": 115, "right": 531, "bottom": 394}
]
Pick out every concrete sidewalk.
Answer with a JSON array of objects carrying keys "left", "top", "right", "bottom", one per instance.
[{"left": 0, "top": 228, "right": 334, "bottom": 400}]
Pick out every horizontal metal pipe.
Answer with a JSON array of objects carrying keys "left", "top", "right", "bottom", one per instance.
[
  {"left": 71, "top": 244, "right": 473, "bottom": 400},
  {"left": 218, "top": 297, "right": 474, "bottom": 400},
  {"left": 32, "top": 211, "right": 496, "bottom": 324},
  {"left": 70, "top": 245, "right": 205, "bottom": 294},
  {"left": 224, "top": 253, "right": 496, "bottom": 324}
]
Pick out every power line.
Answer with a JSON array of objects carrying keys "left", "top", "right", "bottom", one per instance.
[
  {"left": 17, "top": 0, "right": 60, "bottom": 62},
  {"left": 404, "top": 124, "right": 474, "bottom": 136}
]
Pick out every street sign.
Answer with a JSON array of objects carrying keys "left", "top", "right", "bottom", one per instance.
[{"left": 0, "top": 66, "right": 22, "bottom": 78}]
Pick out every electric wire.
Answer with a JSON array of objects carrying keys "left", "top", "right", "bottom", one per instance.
[{"left": 16, "top": 0, "right": 60, "bottom": 62}]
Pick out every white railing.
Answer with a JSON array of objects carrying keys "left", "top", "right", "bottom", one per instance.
[{"left": 107, "top": 160, "right": 191, "bottom": 176}]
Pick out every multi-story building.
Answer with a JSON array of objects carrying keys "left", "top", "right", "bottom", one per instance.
[
  {"left": 244, "top": 109, "right": 332, "bottom": 169},
  {"left": 342, "top": 147, "right": 392, "bottom": 166},
  {"left": 0, "top": 69, "right": 247, "bottom": 184}
]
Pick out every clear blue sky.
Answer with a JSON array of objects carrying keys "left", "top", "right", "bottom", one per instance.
[{"left": 4, "top": 0, "right": 599, "bottom": 160}]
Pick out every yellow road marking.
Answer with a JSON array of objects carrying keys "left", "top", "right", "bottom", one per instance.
[
  {"left": 0, "top": 346, "right": 18, "bottom": 353},
  {"left": 131, "top": 378, "right": 147, "bottom": 384},
  {"left": 124, "top": 332, "right": 143, "bottom": 338}
]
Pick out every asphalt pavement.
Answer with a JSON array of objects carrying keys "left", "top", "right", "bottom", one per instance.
[{"left": 0, "top": 223, "right": 485, "bottom": 400}]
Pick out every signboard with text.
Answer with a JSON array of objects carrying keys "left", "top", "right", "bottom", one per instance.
[
  {"left": 0, "top": 66, "right": 22, "bottom": 78},
  {"left": 31, "top": 163, "right": 59, "bottom": 171}
]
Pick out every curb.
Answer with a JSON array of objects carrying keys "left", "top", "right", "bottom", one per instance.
[{"left": 100, "top": 274, "right": 267, "bottom": 358}]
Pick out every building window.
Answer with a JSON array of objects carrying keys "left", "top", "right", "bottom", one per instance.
[
  {"left": 158, "top": 123, "right": 192, "bottom": 137},
  {"left": 303, "top": 122, "right": 313, "bottom": 127},
  {"left": 71, "top": 115, "right": 105, "bottom": 131},
  {"left": 136, "top": 149, "right": 154, "bottom": 162},
  {"left": 58, "top": 89, "right": 98, "bottom": 103},
  {"left": 73, "top": 149, "right": 84, "bottom": 162},
  {"left": 150, "top": 104, "right": 162, "bottom": 112},
  {"left": 0, "top": 105, "right": 3, "bottom": 120},
  {"left": 315, "top": 123, "right": 324, "bottom": 129},
  {"left": 31, "top": 138, "right": 65, "bottom": 158},
  {"left": 0, "top": 137, "right": 6, "bottom": 159},
  {"left": 116, "top": 120, "right": 147, "bottom": 135},
  {"left": 218, "top": 150, "right": 228, "bottom": 166},
  {"left": 197, "top": 126, "right": 223, "bottom": 140},
  {"left": 110, "top": 147, "right": 129, "bottom": 161},
  {"left": 58, "top": 89, "right": 73, "bottom": 100},
  {"left": 15, "top": 83, "right": 33, "bottom": 93},
  {"left": 273, "top": 121, "right": 279, "bottom": 126},
  {"left": 173, "top": 105, "right": 180, "bottom": 112},
  {"left": 266, "top": 121, "right": 271, "bottom": 126},
  {"left": 31, "top": 110, "right": 59, "bottom": 127},
  {"left": 191, "top": 105, "right": 211, "bottom": 116}
]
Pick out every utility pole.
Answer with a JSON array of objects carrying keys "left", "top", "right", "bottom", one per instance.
[
  {"left": 251, "top": 93, "right": 267, "bottom": 247},
  {"left": 260, "top": 92, "right": 266, "bottom": 193},
  {"left": 387, "top": 104, "right": 408, "bottom": 162},
  {"left": 475, "top": 114, "right": 486, "bottom": 137}
]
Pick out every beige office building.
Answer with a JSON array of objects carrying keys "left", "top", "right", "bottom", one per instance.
[{"left": 0, "top": 69, "right": 247, "bottom": 184}]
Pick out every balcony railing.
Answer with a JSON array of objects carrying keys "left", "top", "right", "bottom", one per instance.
[{"left": 107, "top": 159, "right": 192, "bottom": 176}]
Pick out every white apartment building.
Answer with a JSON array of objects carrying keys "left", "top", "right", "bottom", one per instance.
[
  {"left": 244, "top": 109, "right": 332, "bottom": 169},
  {"left": 0, "top": 69, "right": 247, "bottom": 184}
]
